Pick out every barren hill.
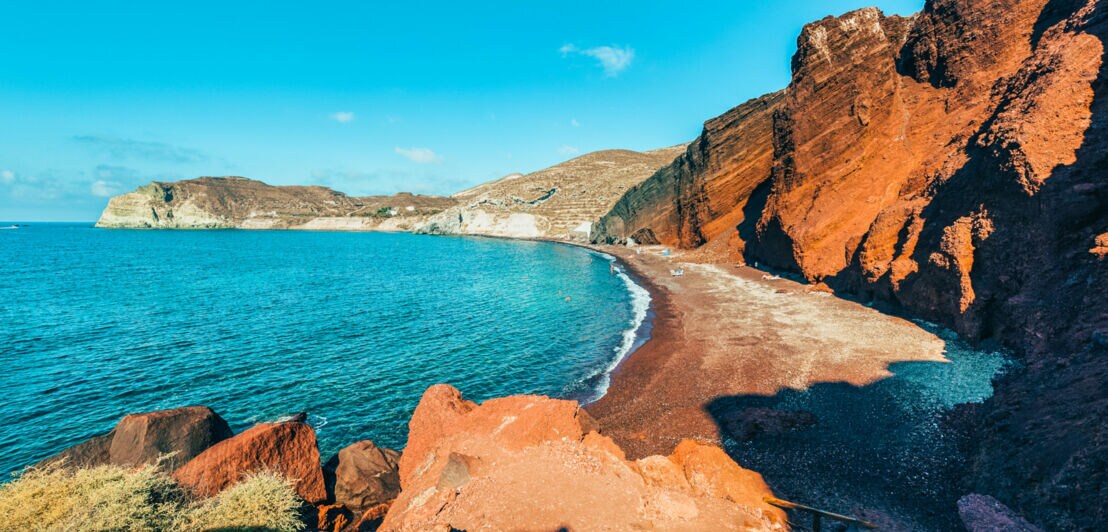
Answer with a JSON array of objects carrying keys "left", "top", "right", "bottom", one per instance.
[
  {"left": 416, "top": 146, "right": 687, "bottom": 239},
  {"left": 95, "top": 176, "right": 457, "bottom": 230},
  {"left": 96, "top": 146, "right": 685, "bottom": 238}
]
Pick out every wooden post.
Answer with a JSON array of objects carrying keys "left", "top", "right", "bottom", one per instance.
[{"left": 763, "top": 496, "right": 877, "bottom": 529}]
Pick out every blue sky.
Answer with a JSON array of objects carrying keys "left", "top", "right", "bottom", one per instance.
[{"left": 1, "top": 0, "right": 923, "bottom": 221}]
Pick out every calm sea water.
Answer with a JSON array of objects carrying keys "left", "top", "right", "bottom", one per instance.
[{"left": 0, "top": 224, "right": 648, "bottom": 475}]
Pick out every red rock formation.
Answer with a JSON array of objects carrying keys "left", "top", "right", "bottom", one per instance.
[
  {"left": 316, "top": 503, "right": 354, "bottom": 532},
  {"left": 174, "top": 421, "right": 327, "bottom": 504},
  {"left": 596, "top": 1, "right": 1107, "bottom": 529},
  {"left": 595, "top": 91, "right": 783, "bottom": 258},
  {"left": 354, "top": 503, "right": 391, "bottom": 531},
  {"left": 381, "top": 385, "right": 785, "bottom": 531}
]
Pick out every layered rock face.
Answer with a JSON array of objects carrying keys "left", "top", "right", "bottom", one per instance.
[
  {"left": 95, "top": 176, "right": 456, "bottom": 230},
  {"left": 595, "top": 93, "right": 783, "bottom": 256},
  {"left": 381, "top": 384, "right": 786, "bottom": 531},
  {"left": 418, "top": 147, "right": 686, "bottom": 240},
  {"left": 597, "top": 1, "right": 1107, "bottom": 529}
]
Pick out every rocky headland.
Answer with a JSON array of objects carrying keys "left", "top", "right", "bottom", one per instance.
[
  {"left": 94, "top": 176, "right": 458, "bottom": 231},
  {"left": 96, "top": 146, "right": 686, "bottom": 241}
]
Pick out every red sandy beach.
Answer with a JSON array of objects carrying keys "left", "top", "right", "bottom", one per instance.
[{"left": 586, "top": 245, "right": 949, "bottom": 459}]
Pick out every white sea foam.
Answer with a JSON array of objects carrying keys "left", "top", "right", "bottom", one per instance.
[{"left": 582, "top": 252, "right": 652, "bottom": 403}]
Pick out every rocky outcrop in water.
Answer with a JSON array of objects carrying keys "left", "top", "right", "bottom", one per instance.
[
  {"left": 38, "top": 406, "right": 232, "bottom": 470},
  {"left": 595, "top": 1, "right": 1107, "bottom": 529},
  {"left": 381, "top": 384, "right": 785, "bottom": 531},
  {"left": 95, "top": 176, "right": 457, "bottom": 230}
]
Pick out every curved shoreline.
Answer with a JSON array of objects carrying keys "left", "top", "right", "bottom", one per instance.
[
  {"left": 577, "top": 244, "right": 1019, "bottom": 529},
  {"left": 538, "top": 240, "right": 664, "bottom": 406}
]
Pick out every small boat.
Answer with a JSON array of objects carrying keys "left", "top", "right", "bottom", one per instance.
[{"left": 0, "top": 225, "right": 19, "bottom": 230}]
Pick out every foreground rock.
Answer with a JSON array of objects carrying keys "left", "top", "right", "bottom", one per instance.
[
  {"left": 316, "top": 503, "right": 354, "bottom": 532},
  {"left": 326, "top": 440, "right": 401, "bottom": 513},
  {"left": 174, "top": 421, "right": 326, "bottom": 504},
  {"left": 109, "top": 406, "right": 234, "bottom": 469},
  {"left": 39, "top": 406, "right": 232, "bottom": 470},
  {"left": 381, "top": 384, "right": 785, "bottom": 531}
]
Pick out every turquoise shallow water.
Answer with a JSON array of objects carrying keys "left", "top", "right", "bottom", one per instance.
[{"left": 0, "top": 224, "right": 648, "bottom": 475}]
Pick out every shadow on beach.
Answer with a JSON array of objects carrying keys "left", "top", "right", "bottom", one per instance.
[{"left": 706, "top": 349, "right": 1008, "bottom": 531}]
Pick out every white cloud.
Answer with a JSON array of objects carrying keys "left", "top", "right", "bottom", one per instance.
[
  {"left": 331, "top": 111, "right": 355, "bottom": 123},
  {"left": 394, "top": 147, "right": 442, "bottom": 164},
  {"left": 90, "top": 180, "right": 122, "bottom": 197},
  {"left": 560, "top": 44, "right": 635, "bottom": 76},
  {"left": 1, "top": 170, "right": 13, "bottom": 184},
  {"left": 570, "top": 118, "right": 580, "bottom": 127},
  {"left": 558, "top": 146, "right": 579, "bottom": 156}
]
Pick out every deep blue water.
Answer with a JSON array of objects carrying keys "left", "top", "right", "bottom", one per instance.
[{"left": 0, "top": 224, "right": 648, "bottom": 475}]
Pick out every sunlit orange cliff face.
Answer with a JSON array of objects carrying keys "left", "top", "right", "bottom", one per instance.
[{"left": 596, "top": 0, "right": 1107, "bottom": 529}]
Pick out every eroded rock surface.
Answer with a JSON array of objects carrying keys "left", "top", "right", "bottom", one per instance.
[
  {"left": 380, "top": 384, "right": 785, "bottom": 531},
  {"left": 595, "top": 92, "right": 783, "bottom": 258},
  {"left": 174, "top": 421, "right": 327, "bottom": 503},
  {"left": 36, "top": 432, "right": 114, "bottom": 469}
]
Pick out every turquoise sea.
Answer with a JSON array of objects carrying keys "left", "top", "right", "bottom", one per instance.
[{"left": 0, "top": 224, "right": 649, "bottom": 475}]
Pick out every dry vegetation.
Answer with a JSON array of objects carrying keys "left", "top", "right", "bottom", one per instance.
[{"left": 0, "top": 463, "right": 303, "bottom": 531}]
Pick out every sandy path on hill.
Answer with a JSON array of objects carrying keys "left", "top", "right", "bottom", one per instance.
[{"left": 586, "top": 246, "right": 947, "bottom": 459}]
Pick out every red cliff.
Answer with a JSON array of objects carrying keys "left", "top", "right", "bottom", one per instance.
[{"left": 596, "top": 1, "right": 1107, "bottom": 529}]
